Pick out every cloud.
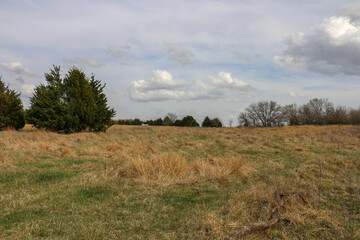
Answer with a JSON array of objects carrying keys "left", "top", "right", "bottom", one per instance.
[
  {"left": 79, "top": 58, "right": 102, "bottom": 68},
  {"left": 338, "top": 1, "right": 360, "bottom": 22},
  {"left": 105, "top": 45, "right": 132, "bottom": 65},
  {"left": 15, "top": 77, "right": 26, "bottom": 84},
  {"left": 21, "top": 84, "right": 35, "bottom": 97},
  {"left": 105, "top": 45, "right": 130, "bottom": 59},
  {"left": 130, "top": 70, "right": 192, "bottom": 102},
  {"left": 289, "top": 91, "right": 305, "bottom": 98},
  {"left": 273, "top": 55, "right": 304, "bottom": 71},
  {"left": 274, "top": 2, "right": 360, "bottom": 76},
  {"left": 208, "top": 72, "right": 253, "bottom": 93},
  {"left": 167, "top": 45, "right": 194, "bottom": 65},
  {"left": 130, "top": 70, "right": 253, "bottom": 102},
  {"left": 0, "top": 62, "right": 37, "bottom": 76},
  {"left": 132, "top": 70, "right": 188, "bottom": 91},
  {"left": 232, "top": 51, "right": 251, "bottom": 62},
  {"left": 63, "top": 58, "right": 102, "bottom": 68}
]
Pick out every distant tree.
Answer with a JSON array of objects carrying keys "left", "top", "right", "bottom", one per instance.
[
  {"left": 211, "top": 118, "right": 222, "bottom": 127},
  {"left": 163, "top": 116, "right": 172, "bottom": 126},
  {"left": 326, "top": 105, "right": 348, "bottom": 125},
  {"left": 118, "top": 118, "right": 143, "bottom": 125},
  {"left": 0, "top": 77, "right": 25, "bottom": 130},
  {"left": 298, "top": 104, "right": 312, "bottom": 125},
  {"left": 299, "top": 98, "right": 333, "bottom": 125},
  {"left": 173, "top": 119, "right": 182, "bottom": 126},
  {"left": 179, "top": 116, "right": 199, "bottom": 127},
  {"left": 133, "top": 118, "right": 142, "bottom": 125},
  {"left": 166, "top": 113, "right": 177, "bottom": 123},
  {"left": 201, "top": 116, "right": 212, "bottom": 127},
  {"left": 148, "top": 118, "right": 163, "bottom": 126},
  {"left": 349, "top": 107, "right": 360, "bottom": 125},
  {"left": 239, "top": 101, "right": 282, "bottom": 127},
  {"left": 282, "top": 104, "right": 300, "bottom": 125},
  {"left": 238, "top": 112, "right": 251, "bottom": 127},
  {"left": 228, "top": 119, "right": 233, "bottom": 127},
  {"left": 27, "top": 66, "right": 115, "bottom": 133}
]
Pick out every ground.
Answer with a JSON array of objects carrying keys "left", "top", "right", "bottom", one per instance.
[{"left": 0, "top": 125, "right": 359, "bottom": 239}]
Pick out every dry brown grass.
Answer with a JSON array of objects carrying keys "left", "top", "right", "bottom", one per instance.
[
  {"left": 118, "top": 153, "right": 246, "bottom": 185},
  {"left": 0, "top": 124, "right": 359, "bottom": 239}
]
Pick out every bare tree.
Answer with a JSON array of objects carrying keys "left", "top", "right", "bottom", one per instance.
[
  {"left": 326, "top": 105, "right": 348, "bottom": 124},
  {"left": 238, "top": 101, "right": 283, "bottom": 127},
  {"left": 166, "top": 113, "right": 177, "bottom": 122},
  {"left": 282, "top": 104, "right": 300, "bottom": 125},
  {"left": 349, "top": 107, "right": 360, "bottom": 125},
  {"left": 298, "top": 98, "right": 333, "bottom": 125}
]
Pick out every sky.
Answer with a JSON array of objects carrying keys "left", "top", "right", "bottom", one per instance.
[{"left": 1, "top": 0, "right": 360, "bottom": 125}]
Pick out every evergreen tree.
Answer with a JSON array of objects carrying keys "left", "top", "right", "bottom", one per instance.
[
  {"left": 202, "top": 116, "right": 222, "bottom": 127},
  {"left": 201, "top": 116, "right": 212, "bottom": 127},
  {"left": 89, "top": 75, "right": 116, "bottom": 131},
  {"left": 180, "top": 116, "right": 199, "bottom": 127},
  {"left": 27, "top": 66, "right": 115, "bottom": 133},
  {"left": 27, "top": 66, "right": 66, "bottom": 131},
  {"left": 0, "top": 77, "right": 25, "bottom": 130},
  {"left": 62, "top": 68, "right": 96, "bottom": 132},
  {"left": 211, "top": 118, "right": 222, "bottom": 127}
]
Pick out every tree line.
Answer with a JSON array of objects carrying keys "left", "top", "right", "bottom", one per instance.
[
  {"left": 238, "top": 99, "right": 360, "bottom": 127},
  {"left": 1, "top": 66, "right": 360, "bottom": 132},
  {"left": 117, "top": 114, "right": 223, "bottom": 127}
]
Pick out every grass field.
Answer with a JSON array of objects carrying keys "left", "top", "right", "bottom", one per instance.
[{"left": 1, "top": 125, "right": 359, "bottom": 239}]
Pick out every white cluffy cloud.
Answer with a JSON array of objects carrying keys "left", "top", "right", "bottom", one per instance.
[
  {"left": 132, "top": 70, "right": 188, "bottom": 92},
  {"left": 273, "top": 2, "right": 360, "bottom": 76},
  {"left": 130, "top": 70, "right": 190, "bottom": 102},
  {"left": 0, "top": 62, "right": 37, "bottom": 76},
  {"left": 130, "top": 70, "right": 253, "bottom": 102},
  {"left": 167, "top": 45, "right": 194, "bottom": 66},
  {"left": 208, "top": 72, "right": 253, "bottom": 93}
]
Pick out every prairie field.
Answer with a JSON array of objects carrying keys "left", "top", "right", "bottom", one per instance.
[{"left": 0, "top": 125, "right": 360, "bottom": 239}]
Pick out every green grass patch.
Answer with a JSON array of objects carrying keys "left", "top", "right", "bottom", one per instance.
[
  {"left": 33, "top": 171, "right": 74, "bottom": 184},
  {"left": 159, "top": 186, "right": 222, "bottom": 210},
  {"left": 237, "top": 149, "right": 263, "bottom": 155},
  {"left": 0, "top": 208, "right": 48, "bottom": 229},
  {"left": 0, "top": 172, "right": 26, "bottom": 184},
  {"left": 73, "top": 185, "right": 112, "bottom": 203},
  {"left": 63, "top": 157, "right": 99, "bottom": 166}
]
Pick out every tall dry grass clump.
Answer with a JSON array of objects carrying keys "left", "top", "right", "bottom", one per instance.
[
  {"left": 118, "top": 153, "right": 246, "bottom": 185},
  {"left": 193, "top": 156, "right": 244, "bottom": 182},
  {"left": 119, "top": 152, "right": 190, "bottom": 184}
]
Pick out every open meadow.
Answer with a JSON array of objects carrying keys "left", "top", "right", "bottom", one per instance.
[{"left": 1, "top": 125, "right": 360, "bottom": 239}]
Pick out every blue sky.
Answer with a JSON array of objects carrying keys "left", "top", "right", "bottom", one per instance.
[{"left": 1, "top": 0, "right": 360, "bottom": 125}]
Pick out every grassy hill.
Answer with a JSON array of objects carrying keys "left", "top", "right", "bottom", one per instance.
[{"left": 1, "top": 125, "right": 359, "bottom": 239}]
